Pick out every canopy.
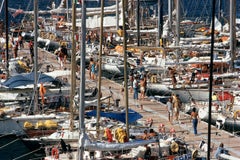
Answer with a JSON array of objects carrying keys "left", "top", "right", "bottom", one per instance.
[
  {"left": 85, "top": 109, "right": 142, "bottom": 124},
  {"left": 2, "top": 72, "right": 55, "bottom": 88},
  {"left": 218, "top": 91, "right": 234, "bottom": 101}
]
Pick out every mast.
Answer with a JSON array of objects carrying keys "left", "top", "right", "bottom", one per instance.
[
  {"left": 136, "top": 0, "right": 140, "bottom": 46},
  {"left": 4, "top": 0, "right": 9, "bottom": 78},
  {"left": 70, "top": 0, "right": 77, "bottom": 132},
  {"left": 230, "top": 0, "right": 236, "bottom": 72},
  {"left": 175, "top": 0, "right": 180, "bottom": 46},
  {"left": 218, "top": 0, "right": 222, "bottom": 20},
  {"left": 157, "top": 0, "right": 163, "bottom": 46},
  {"left": 33, "top": 0, "right": 39, "bottom": 113},
  {"left": 208, "top": 0, "right": 216, "bottom": 159},
  {"left": 116, "top": 0, "right": 119, "bottom": 30},
  {"left": 66, "top": 0, "right": 69, "bottom": 22},
  {"left": 122, "top": 0, "right": 129, "bottom": 138},
  {"left": 175, "top": 0, "right": 180, "bottom": 61},
  {"left": 96, "top": 0, "right": 104, "bottom": 138},
  {"left": 79, "top": 0, "right": 86, "bottom": 159},
  {"left": 168, "top": 0, "right": 172, "bottom": 31}
]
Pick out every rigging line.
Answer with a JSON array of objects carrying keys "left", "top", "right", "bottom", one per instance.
[
  {"left": 0, "top": 0, "right": 5, "bottom": 14},
  {"left": 12, "top": 148, "right": 43, "bottom": 160},
  {"left": 27, "top": 72, "right": 43, "bottom": 115},
  {"left": 0, "top": 138, "right": 19, "bottom": 149},
  {"left": 21, "top": 0, "right": 33, "bottom": 24}
]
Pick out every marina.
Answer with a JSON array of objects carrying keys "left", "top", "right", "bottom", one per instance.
[{"left": 1, "top": 0, "right": 240, "bottom": 160}]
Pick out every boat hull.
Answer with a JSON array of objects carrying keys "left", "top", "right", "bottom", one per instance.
[{"left": 171, "top": 88, "right": 209, "bottom": 103}]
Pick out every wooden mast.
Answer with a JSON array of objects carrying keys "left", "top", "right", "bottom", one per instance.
[
  {"left": 116, "top": 0, "right": 119, "bottom": 30},
  {"left": 79, "top": 0, "right": 86, "bottom": 159},
  {"left": 122, "top": 0, "right": 129, "bottom": 139},
  {"left": 96, "top": 0, "right": 104, "bottom": 137},
  {"left": 230, "top": 0, "right": 236, "bottom": 72},
  {"left": 70, "top": 0, "right": 76, "bottom": 132},
  {"left": 136, "top": 0, "right": 140, "bottom": 46},
  {"left": 4, "top": 0, "right": 9, "bottom": 78},
  {"left": 157, "top": 0, "right": 163, "bottom": 47},
  {"left": 33, "top": 0, "right": 39, "bottom": 113},
  {"left": 207, "top": 0, "right": 216, "bottom": 159}
]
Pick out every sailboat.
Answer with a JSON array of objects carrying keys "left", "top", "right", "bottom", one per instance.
[{"left": 7, "top": 0, "right": 122, "bottom": 17}]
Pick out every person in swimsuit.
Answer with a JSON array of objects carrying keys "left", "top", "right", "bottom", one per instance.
[{"left": 191, "top": 107, "right": 199, "bottom": 135}]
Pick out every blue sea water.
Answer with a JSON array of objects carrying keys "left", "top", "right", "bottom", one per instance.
[{"left": 0, "top": 0, "right": 240, "bottom": 24}]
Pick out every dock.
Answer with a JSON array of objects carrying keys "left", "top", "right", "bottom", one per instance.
[{"left": 100, "top": 77, "right": 240, "bottom": 159}]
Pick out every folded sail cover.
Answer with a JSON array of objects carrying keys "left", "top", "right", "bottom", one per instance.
[
  {"left": 86, "top": 109, "right": 142, "bottom": 124},
  {"left": 2, "top": 72, "right": 55, "bottom": 88}
]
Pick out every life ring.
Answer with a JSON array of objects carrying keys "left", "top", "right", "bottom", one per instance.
[{"left": 51, "top": 147, "right": 59, "bottom": 159}]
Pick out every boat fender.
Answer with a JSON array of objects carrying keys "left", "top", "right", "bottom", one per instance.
[
  {"left": 233, "top": 110, "right": 240, "bottom": 120},
  {"left": 170, "top": 141, "right": 179, "bottom": 153},
  {"left": 23, "top": 121, "right": 34, "bottom": 129},
  {"left": 150, "top": 75, "right": 157, "bottom": 83},
  {"left": 51, "top": 147, "right": 59, "bottom": 159},
  {"left": 104, "top": 128, "right": 113, "bottom": 142},
  {"left": 192, "top": 149, "right": 198, "bottom": 158}
]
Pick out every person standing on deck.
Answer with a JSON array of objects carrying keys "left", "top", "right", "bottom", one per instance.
[
  {"left": 172, "top": 94, "right": 180, "bottom": 122},
  {"left": 139, "top": 76, "right": 146, "bottom": 100},
  {"left": 13, "top": 41, "right": 19, "bottom": 58},
  {"left": 168, "top": 67, "right": 177, "bottom": 88},
  {"left": 167, "top": 98, "right": 173, "bottom": 123},
  {"left": 190, "top": 70, "right": 197, "bottom": 84},
  {"left": 29, "top": 40, "right": 34, "bottom": 64},
  {"left": 18, "top": 34, "right": 24, "bottom": 49},
  {"left": 39, "top": 83, "right": 46, "bottom": 106},
  {"left": 133, "top": 76, "right": 139, "bottom": 107},
  {"left": 57, "top": 48, "right": 64, "bottom": 69},
  {"left": 129, "top": 66, "right": 134, "bottom": 93},
  {"left": 60, "top": 45, "right": 68, "bottom": 68},
  {"left": 89, "top": 57, "right": 94, "bottom": 79},
  {"left": 191, "top": 107, "right": 199, "bottom": 135},
  {"left": 90, "top": 61, "right": 96, "bottom": 80},
  {"left": 1, "top": 49, "right": 6, "bottom": 63}
]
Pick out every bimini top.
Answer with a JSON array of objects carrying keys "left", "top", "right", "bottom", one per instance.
[
  {"left": 85, "top": 109, "right": 142, "bottom": 124},
  {"left": 1, "top": 72, "right": 55, "bottom": 88}
]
